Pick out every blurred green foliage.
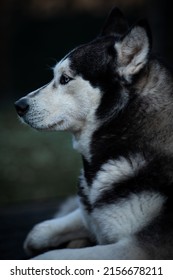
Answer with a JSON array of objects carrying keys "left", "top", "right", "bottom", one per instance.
[{"left": 0, "top": 108, "right": 81, "bottom": 206}]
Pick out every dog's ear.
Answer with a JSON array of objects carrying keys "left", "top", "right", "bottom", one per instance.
[
  {"left": 100, "top": 7, "right": 128, "bottom": 37},
  {"left": 115, "top": 20, "right": 152, "bottom": 83}
]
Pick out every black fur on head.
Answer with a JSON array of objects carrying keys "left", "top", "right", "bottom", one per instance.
[
  {"left": 68, "top": 7, "right": 152, "bottom": 123},
  {"left": 69, "top": 7, "right": 152, "bottom": 84}
]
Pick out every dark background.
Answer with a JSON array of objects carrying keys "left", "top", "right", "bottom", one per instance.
[{"left": 0, "top": 0, "right": 173, "bottom": 259}]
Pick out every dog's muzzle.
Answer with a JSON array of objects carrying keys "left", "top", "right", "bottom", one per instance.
[{"left": 14, "top": 98, "right": 29, "bottom": 117}]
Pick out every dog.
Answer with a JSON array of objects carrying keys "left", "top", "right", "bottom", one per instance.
[{"left": 15, "top": 7, "right": 173, "bottom": 259}]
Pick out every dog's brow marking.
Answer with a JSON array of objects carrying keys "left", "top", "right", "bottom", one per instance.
[{"left": 54, "top": 58, "right": 73, "bottom": 78}]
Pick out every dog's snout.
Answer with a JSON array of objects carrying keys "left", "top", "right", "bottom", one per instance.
[{"left": 15, "top": 98, "right": 29, "bottom": 117}]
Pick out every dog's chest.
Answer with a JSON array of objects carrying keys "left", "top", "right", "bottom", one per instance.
[{"left": 79, "top": 160, "right": 165, "bottom": 244}]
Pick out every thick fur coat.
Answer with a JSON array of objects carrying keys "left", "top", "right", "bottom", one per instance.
[{"left": 15, "top": 8, "right": 173, "bottom": 259}]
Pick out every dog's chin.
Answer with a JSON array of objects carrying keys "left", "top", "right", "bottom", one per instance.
[
  {"left": 36, "top": 123, "right": 63, "bottom": 131},
  {"left": 21, "top": 115, "right": 85, "bottom": 133},
  {"left": 22, "top": 118, "right": 67, "bottom": 132}
]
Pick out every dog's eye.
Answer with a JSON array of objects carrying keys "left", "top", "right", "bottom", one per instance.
[{"left": 60, "top": 74, "right": 72, "bottom": 85}]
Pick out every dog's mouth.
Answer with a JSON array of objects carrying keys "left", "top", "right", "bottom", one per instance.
[
  {"left": 23, "top": 118, "right": 65, "bottom": 131},
  {"left": 37, "top": 120, "right": 65, "bottom": 131}
]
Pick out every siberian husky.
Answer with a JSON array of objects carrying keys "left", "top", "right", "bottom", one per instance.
[{"left": 15, "top": 7, "right": 173, "bottom": 259}]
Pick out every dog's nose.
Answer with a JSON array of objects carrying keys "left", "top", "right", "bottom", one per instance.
[{"left": 14, "top": 98, "right": 29, "bottom": 117}]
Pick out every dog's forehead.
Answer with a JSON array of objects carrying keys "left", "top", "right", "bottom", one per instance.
[
  {"left": 70, "top": 37, "right": 116, "bottom": 76},
  {"left": 53, "top": 36, "right": 116, "bottom": 79}
]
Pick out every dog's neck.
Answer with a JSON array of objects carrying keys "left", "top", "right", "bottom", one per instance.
[{"left": 72, "top": 117, "right": 99, "bottom": 162}]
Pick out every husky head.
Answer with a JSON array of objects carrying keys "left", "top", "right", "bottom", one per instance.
[{"left": 15, "top": 8, "right": 151, "bottom": 133}]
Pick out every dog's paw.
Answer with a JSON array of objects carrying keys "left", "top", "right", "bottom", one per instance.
[{"left": 24, "top": 220, "right": 58, "bottom": 256}]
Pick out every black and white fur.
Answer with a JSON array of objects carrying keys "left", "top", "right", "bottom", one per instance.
[{"left": 15, "top": 8, "right": 173, "bottom": 259}]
